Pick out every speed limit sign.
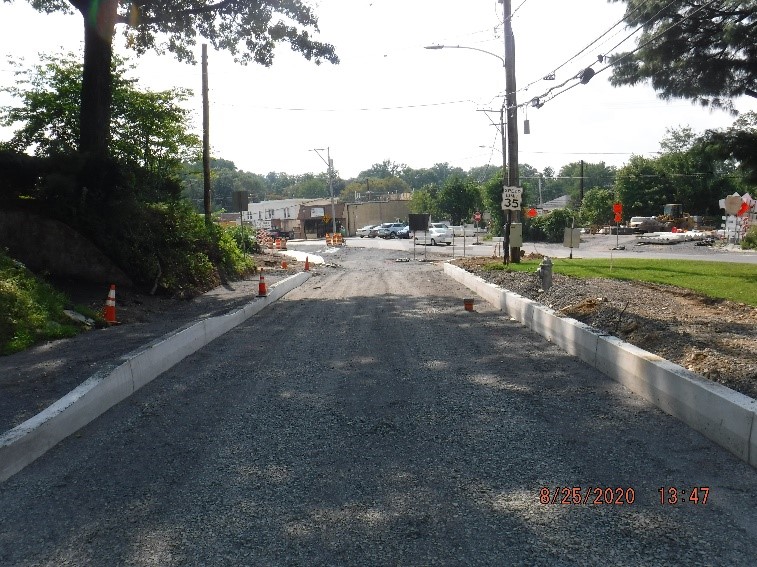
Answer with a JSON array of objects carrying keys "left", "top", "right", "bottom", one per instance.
[{"left": 501, "top": 186, "right": 523, "bottom": 211}]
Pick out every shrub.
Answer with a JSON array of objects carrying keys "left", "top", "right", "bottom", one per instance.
[
  {"left": 0, "top": 251, "right": 80, "bottom": 355},
  {"left": 94, "top": 200, "right": 254, "bottom": 297},
  {"left": 743, "top": 226, "right": 757, "bottom": 250},
  {"left": 527, "top": 208, "right": 577, "bottom": 242}
]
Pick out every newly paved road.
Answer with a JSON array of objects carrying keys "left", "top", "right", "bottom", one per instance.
[{"left": 1, "top": 248, "right": 755, "bottom": 566}]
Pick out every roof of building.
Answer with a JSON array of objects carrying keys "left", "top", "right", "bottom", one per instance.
[{"left": 540, "top": 195, "right": 571, "bottom": 210}]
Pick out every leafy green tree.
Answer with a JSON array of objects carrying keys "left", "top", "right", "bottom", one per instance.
[
  {"left": 701, "top": 111, "right": 757, "bottom": 184},
  {"left": 340, "top": 176, "right": 410, "bottom": 202},
  {"left": 1, "top": 52, "right": 198, "bottom": 174},
  {"left": 609, "top": 0, "right": 757, "bottom": 111},
  {"left": 399, "top": 162, "right": 466, "bottom": 191},
  {"left": 408, "top": 186, "right": 443, "bottom": 221},
  {"left": 480, "top": 171, "right": 507, "bottom": 235},
  {"left": 3, "top": 0, "right": 338, "bottom": 161},
  {"left": 580, "top": 187, "right": 616, "bottom": 226},
  {"left": 288, "top": 174, "right": 329, "bottom": 199},
  {"left": 358, "top": 160, "right": 407, "bottom": 179},
  {"left": 180, "top": 158, "right": 266, "bottom": 212},
  {"left": 467, "top": 164, "right": 500, "bottom": 183},
  {"left": 438, "top": 175, "right": 478, "bottom": 225},
  {"left": 614, "top": 155, "right": 674, "bottom": 217},
  {"left": 655, "top": 127, "right": 730, "bottom": 215}
]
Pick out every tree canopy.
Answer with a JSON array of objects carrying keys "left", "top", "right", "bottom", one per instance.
[
  {"left": 609, "top": 0, "right": 757, "bottom": 111},
  {"left": 1, "top": 52, "right": 199, "bottom": 174},
  {"left": 2, "top": 0, "right": 338, "bottom": 161}
]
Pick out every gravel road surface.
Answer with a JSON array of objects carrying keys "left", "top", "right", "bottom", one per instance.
[{"left": 1, "top": 247, "right": 756, "bottom": 566}]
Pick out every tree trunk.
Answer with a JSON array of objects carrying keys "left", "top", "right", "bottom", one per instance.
[{"left": 78, "top": 0, "right": 118, "bottom": 158}]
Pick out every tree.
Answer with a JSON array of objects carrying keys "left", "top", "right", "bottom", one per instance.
[
  {"left": 480, "top": 171, "right": 507, "bottom": 235},
  {"left": 1, "top": 52, "right": 199, "bottom": 174},
  {"left": 357, "top": 160, "right": 407, "bottom": 180},
  {"left": 438, "top": 175, "right": 478, "bottom": 225},
  {"left": 180, "top": 159, "right": 266, "bottom": 212},
  {"left": 701, "top": 111, "right": 757, "bottom": 184},
  {"left": 3, "top": 0, "right": 338, "bottom": 162},
  {"left": 608, "top": 0, "right": 757, "bottom": 111},
  {"left": 580, "top": 187, "right": 616, "bottom": 226},
  {"left": 614, "top": 155, "right": 674, "bottom": 217},
  {"left": 408, "top": 186, "right": 443, "bottom": 221},
  {"left": 399, "top": 163, "right": 466, "bottom": 191},
  {"left": 340, "top": 176, "right": 410, "bottom": 202}
]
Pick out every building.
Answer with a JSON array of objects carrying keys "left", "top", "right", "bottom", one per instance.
[{"left": 220, "top": 194, "right": 413, "bottom": 239}]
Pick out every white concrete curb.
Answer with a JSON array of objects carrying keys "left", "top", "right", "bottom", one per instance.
[
  {"left": 0, "top": 272, "right": 311, "bottom": 483},
  {"left": 443, "top": 262, "right": 757, "bottom": 469}
]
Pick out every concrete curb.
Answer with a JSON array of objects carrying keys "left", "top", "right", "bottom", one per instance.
[
  {"left": 0, "top": 272, "right": 310, "bottom": 483},
  {"left": 443, "top": 262, "right": 757, "bottom": 469}
]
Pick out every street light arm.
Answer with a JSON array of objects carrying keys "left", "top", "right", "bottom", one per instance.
[
  {"left": 310, "top": 148, "right": 329, "bottom": 169},
  {"left": 424, "top": 44, "right": 505, "bottom": 67}
]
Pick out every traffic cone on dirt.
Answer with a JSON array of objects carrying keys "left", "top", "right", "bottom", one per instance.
[
  {"left": 103, "top": 284, "right": 118, "bottom": 324},
  {"left": 258, "top": 270, "right": 268, "bottom": 297},
  {"left": 281, "top": 259, "right": 288, "bottom": 269},
  {"left": 304, "top": 256, "right": 310, "bottom": 272}
]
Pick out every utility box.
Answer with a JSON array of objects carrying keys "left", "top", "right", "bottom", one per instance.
[{"left": 509, "top": 223, "right": 523, "bottom": 246}]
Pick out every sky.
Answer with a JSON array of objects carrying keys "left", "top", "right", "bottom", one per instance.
[{"left": 1, "top": 0, "right": 755, "bottom": 180}]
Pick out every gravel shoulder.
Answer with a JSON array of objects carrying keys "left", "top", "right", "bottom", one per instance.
[
  {"left": 0, "top": 252, "right": 297, "bottom": 434},
  {"left": 451, "top": 254, "right": 757, "bottom": 401}
]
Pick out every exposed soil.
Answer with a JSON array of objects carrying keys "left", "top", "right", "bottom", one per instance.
[{"left": 451, "top": 254, "right": 757, "bottom": 400}]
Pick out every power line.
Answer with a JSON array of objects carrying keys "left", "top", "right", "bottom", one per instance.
[
  {"left": 523, "top": 0, "right": 720, "bottom": 111},
  {"left": 517, "top": 0, "right": 660, "bottom": 96}
]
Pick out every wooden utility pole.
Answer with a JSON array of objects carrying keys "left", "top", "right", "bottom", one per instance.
[
  {"left": 580, "top": 159, "right": 585, "bottom": 204},
  {"left": 202, "top": 44, "right": 212, "bottom": 225},
  {"left": 502, "top": 0, "right": 521, "bottom": 262}
]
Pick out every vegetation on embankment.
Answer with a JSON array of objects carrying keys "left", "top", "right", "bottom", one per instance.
[
  {"left": 482, "top": 258, "right": 757, "bottom": 307},
  {"left": 0, "top": 250, "right": 93, "bottom": 354}
]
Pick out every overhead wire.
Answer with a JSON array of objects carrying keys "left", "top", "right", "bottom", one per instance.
[
  {"left": 520, "top": 0, "right": 721, "bottom": 111},
  {"left": 515, "top": 0, "right": 673, "bottom": 100}
]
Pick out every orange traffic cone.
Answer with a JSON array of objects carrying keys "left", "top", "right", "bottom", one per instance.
[
  {"left": 304, "top": 256, "right": 310, "bottom": 272},
  {"left": 281, "top": 260, "right": 288, "bottom": 269},
  {"left": 103, "top": 284, "right": 117, "bottom": 324},
  {"left": 258, "top": 271, "right": 268, "bottom": 297}
]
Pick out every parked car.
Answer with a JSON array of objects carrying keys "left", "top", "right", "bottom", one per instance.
[
  {"left": 368, "top": 224, "right": 385, "bottom": 238},
  {"left": 377, "top": 222, "right": 407, "bottom": 238},
  {"left": 414, "top": 222, "right": 453, "bottom": 246},
  {"left": 356, "top": 224, "right": 377, "bottom": 238},
  {"left": 266, "top": 228, "right": 293, "bottom": 239},
  {"left": 396, "top": 225, "right": 411, "bottom": 239}
]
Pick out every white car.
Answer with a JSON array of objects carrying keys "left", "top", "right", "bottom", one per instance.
[
  {"left": 414, "top": 222, "right": 453, "bottom": 246},
  {"left": 356, "top": 224, "right": 377, "bottom": 238}
]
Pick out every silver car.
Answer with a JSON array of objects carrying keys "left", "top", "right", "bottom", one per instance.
[
  {"left": 356, "top": 224, "right": 377, "bottom": 238},
  {"left": 415, "top": 222, "right": 453, "bottom": 246}
]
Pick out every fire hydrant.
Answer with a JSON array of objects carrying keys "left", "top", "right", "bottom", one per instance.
[{"left": 537, "top": 256, "right": 553, "bottom": 291}]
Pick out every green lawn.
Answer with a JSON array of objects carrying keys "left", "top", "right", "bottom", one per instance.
[{"left": 482, "top": 258, "right": 757, "bottom": 307}]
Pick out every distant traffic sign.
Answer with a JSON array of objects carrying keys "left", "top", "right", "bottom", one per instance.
[
  {"left": 473, "top": 211, "right": 482, "bottom": 222},
  {"left": 502, "top": 186, "right": 522, "bottom": 211}
]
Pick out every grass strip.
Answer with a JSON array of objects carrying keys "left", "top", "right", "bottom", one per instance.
[{"left": 481, "top": 258, "right": 757, "bottom": 307}]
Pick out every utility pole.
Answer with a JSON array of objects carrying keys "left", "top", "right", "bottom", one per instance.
[
  {"left": 500, "top": 106, "right": 510, "bottom": 264},
  {"left": 579, "top": 159, "right": 585, "bottom": 205},
  {"left": 311, "top": 147, "right": 337, "bottom": 235},
  {"left": 201, "top": 44, "right": 211, "bottom": 225},
  {"left": 327, "top": 147, "right": 337, "bottom": 235},
  {"left": 502, "top": 0, "right": 520, "bottom": 262}
]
